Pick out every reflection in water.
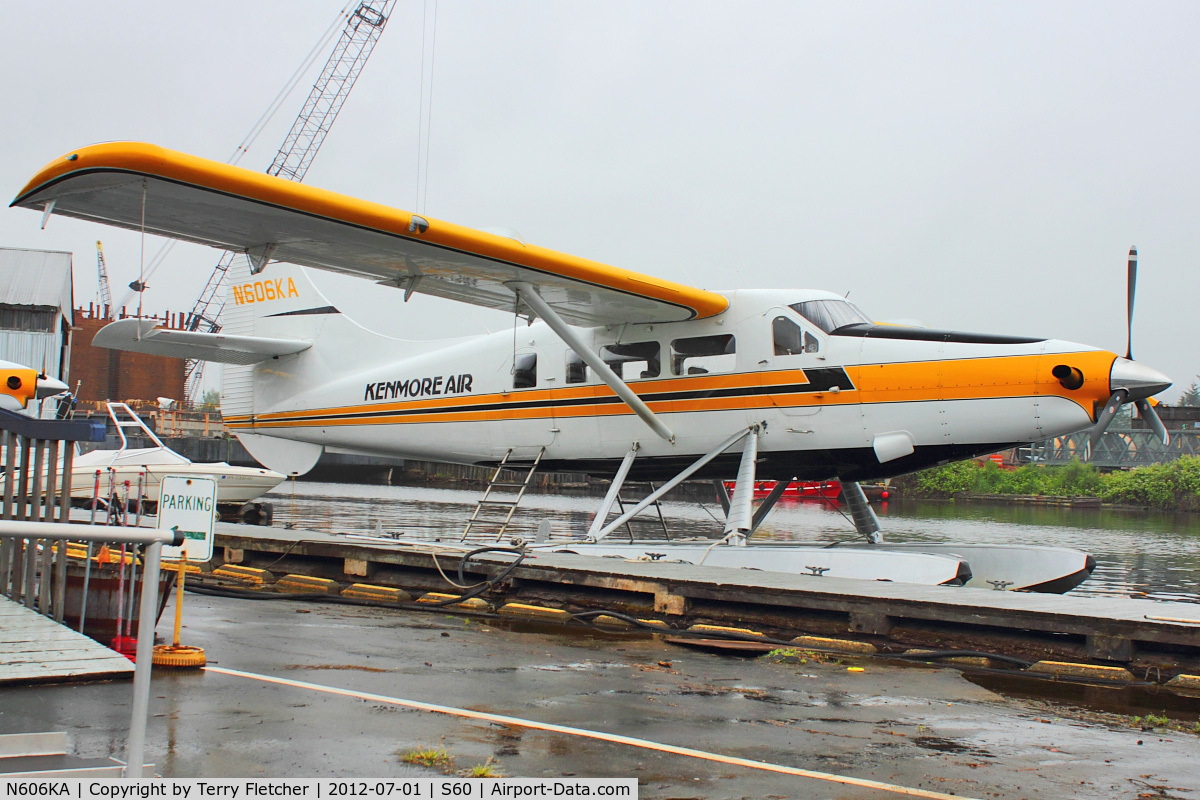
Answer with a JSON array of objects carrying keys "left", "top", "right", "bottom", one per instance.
[{"left": 262, "top": 482, "right": 1200, "bottom": 604}]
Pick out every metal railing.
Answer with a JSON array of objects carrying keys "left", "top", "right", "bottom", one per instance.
[
  {"left": 1027, "top": 428, "right": 1200, "bottom": 468},
  {"left": 0, "top": 408, "right": 184, "bottom": 776}
]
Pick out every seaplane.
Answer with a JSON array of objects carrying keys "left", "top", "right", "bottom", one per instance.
[{"left": 11, "top": 142, "right": 1174, "bottom": 591}]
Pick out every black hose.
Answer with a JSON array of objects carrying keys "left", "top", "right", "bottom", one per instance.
[{"left": 427, "top": 546, "right": 526, "bottom": 607}]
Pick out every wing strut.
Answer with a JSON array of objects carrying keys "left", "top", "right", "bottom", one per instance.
[{"left": 507, "top": 281, "right": 675, "bottom": 443}]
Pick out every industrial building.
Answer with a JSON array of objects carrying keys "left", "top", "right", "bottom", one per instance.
[
  {"left": 71, "top": 305, "right": 186, "bottom": 408},
  {"left": 0, "top": 247, "right": 73, "bottom": 415}
]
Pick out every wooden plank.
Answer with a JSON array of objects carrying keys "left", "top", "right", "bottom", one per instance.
[
  {"left": 1, "top": 639, "right": 111, "bottom": 655},
  {"left": 1, "top": 648, "right": 132, "bottom": 665},
  {"left": 0, "top": 596, "right": 133, "bottom": 685},
  {"left": 0, "top": 660, "right": 133, "bottom": 683}
]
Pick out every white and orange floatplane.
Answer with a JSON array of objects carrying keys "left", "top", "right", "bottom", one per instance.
[{"left": 12, "top": 142, "right": 1173, "bottom": 591}]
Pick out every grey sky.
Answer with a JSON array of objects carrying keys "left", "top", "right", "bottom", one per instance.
[{"left": 2, "top": 1, "right": 1197, "bottom": 399}]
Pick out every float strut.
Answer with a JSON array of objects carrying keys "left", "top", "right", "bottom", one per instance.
[
  {"left": 841, "top": 480, "right": 882, "bottom": 543},
  {"left": 590, "top": 427, "right": 755, "bottom": 541},
  {"left": 587, "top": 444, "right": 640, "bottom": 539},
  {"left": 723, "top": 428, "right": 759, "bottom": 542},
  {"left": 748, "top": 479, "right": 791, "bottom": 536}
]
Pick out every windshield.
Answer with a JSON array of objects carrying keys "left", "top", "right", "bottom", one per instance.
[{"left": 789, "top": 299, "right": 871, "bottom": 333}]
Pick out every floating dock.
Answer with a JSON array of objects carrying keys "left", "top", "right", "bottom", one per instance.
[
  {"left": 0, "top": 596, "right": 133, "bottom": 685},
  {"left": 214, "top": 523, "right": 1200, "bottom": 672}
]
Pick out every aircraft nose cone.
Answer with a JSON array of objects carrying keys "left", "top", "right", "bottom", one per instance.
[
  {"left": 35, "top": 375, "right": 69, "bottom": 398},
  {"left": 1110, "top": 358, "right": 1172, "bottom": 400}
]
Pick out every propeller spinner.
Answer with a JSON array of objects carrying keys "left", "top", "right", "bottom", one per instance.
[{"left": 1087, "top": 247, "right": 1171, "bottom": 455}]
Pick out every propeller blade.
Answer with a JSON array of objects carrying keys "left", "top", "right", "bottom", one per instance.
[
  {"left": 1126, "top": 246, "right": 1137, "bottom": 360},
  {"left": 1135, "top": 398, "right": 1170, "bottom": 445},
  {"left": 1088, "top": 388, "right": 1129, "bottom": 456}
]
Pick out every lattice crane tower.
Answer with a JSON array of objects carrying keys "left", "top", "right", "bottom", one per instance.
[
  {"left": 183, "top": 0, "right": 396, "bottom": 405},
  {"left": 95, "top": 241, "right": 115, "bottom": 319}
]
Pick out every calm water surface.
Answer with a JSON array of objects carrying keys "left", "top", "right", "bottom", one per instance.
[{"left": 262, "top": 481, "right": 1200, "bottom": 605}]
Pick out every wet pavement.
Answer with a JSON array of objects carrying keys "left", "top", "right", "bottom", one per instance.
[{"left": 1, "top": 591, "right": 1197, "bottom": 799}]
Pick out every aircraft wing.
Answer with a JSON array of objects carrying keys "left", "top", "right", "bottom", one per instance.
[
  {"left": 92, "top": 318, "right": 311, "bottom": 364},
  {"left": 13, "top": 142, "right": 729, "bottom": 326}
]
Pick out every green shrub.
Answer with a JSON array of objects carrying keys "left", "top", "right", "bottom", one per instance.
[{"left": 907, "top": 455, "right": 1200, "bottom": 510}]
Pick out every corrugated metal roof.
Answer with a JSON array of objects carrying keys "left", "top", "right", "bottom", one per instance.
[{"left": 0, "top": 247, "right": 74, "bottom": 325}]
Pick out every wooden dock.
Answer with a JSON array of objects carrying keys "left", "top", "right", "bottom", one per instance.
[
  {"left": 0, "top": 597, "right": 133, "bottom": 685},
  {"left": 215, "top": 524, "right": 1200, "bottom": 667}
]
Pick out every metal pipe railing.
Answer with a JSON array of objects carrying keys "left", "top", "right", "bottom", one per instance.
[{"left": 0, "top": 522, "right": 184, "bottom": 777}]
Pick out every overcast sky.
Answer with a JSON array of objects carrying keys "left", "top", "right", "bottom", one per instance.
[{"left": 2, "top": 1, "right": 1197, "bottom": 399}]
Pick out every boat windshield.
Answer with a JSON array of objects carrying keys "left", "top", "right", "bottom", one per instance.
[{"left": 789, "top": 299, "right": 871, "bottom": 334}]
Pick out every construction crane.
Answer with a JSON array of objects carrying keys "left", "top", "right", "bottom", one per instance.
[
  {"left": 95, "top": 241, "right": 115, "bottom": 319},
  {"left": 183, "top": 0, "right": 397, "bottom": 405}
]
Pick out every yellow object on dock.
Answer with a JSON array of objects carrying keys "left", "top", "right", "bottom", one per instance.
[
  {"left": 793, "top": 636, "right": 878, "bottom": 655},
  {"left": 152, "top": 645, "right": 206, "bottom": 669},
  {"left": 498, "top": 603, "right": 572, "bottom": 622},
  {"left": 213, "top": 565, "right": 274, "bottom": 584},
  {"left": 416, "top": 592, "right": 491, "bottom": 611},
  {"left": 1027, "top": 660, "right": 1135, "bottom": 682},
  {"left": 276, "top": 575, "right": 341, "bottom": 595},
  {"left": 688, "top": 624, "right": 764, "bottom": 638},
  {"left": 342, "top": 584, "right": 412, "bottom": 603}
]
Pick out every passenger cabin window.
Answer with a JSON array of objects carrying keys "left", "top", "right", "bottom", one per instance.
[
  {"left": 773, "top": 316, "right": 819, "bottom": 355},
  {"left": 789, "top": 299, "right": 871, "bottom": 334},
  {"left": 599, "top": 341, "right": 660, "bottom": 380},
  {"left": 565, "top": 351, "right": 588, "bottom": 384},
  {"left": 513, "top": 352, "right": 537, "bottom": 389},
  {"left": 671, "top": 334, "right": 735, "bottom": 375}
]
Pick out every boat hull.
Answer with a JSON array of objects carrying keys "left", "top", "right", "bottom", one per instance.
[{"left": 69, "top": 461, "right": 284, "bottom": 508}]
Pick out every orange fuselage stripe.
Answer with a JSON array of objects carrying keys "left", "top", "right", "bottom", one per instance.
[{"left": 222, "top": 351, "right": 1114, "bottom": 429}]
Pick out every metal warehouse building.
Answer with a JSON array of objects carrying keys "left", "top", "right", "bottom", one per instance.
[{"left": 0, "top": 247, "right": 73, "bottom": 387}]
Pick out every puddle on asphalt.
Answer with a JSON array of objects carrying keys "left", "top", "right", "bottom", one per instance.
[
  {"left": 910, "top": 734, "right": 996, "bottom": 758},
  {"left": 967, "top": 672, "right": 1200, "bottom": 724}
]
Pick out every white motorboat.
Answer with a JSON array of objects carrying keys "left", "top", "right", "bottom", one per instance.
[{"left": 69, "top": 402, "right": 285, "bottom": 512}]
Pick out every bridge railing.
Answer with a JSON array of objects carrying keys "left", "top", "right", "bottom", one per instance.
[{"left": 1025, "top": 428, "right": 1200, "bottom": 468}]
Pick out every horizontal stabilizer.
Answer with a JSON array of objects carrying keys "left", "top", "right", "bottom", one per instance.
[{"left": 92, "top": 318, "right": 311, "bottom": 364}]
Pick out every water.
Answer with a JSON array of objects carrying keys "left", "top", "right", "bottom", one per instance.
[{"left": 262, "top": 481, "right": 1200, "bottom": 604}]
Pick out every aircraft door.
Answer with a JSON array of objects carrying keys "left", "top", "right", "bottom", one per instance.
[
  {"left": 498, "top": 346, "right": 557, "bottom": 459},
  {"left": 761, "top": 309, "right": 825, "bottom": 418}
]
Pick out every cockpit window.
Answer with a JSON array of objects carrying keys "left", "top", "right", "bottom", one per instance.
[{"left": 789, "top": 299, "right": 871, "bottom": 334}]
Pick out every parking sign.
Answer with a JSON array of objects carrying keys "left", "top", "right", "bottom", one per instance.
[{"left": 159, "top": 475, "right": 217, "bottom": 562}]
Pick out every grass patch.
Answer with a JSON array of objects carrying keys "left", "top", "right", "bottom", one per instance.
[
  {"left": 1130, "top": 712, "right": 1200, "bottom": 735},
  {"left": 764, "top": 647, "right": 838, "bottom": 665},
  {"left": 398, "top": 746, "right": 455, "bottom": 771},
  {"left": 460, "top": 758, "right": 501, "bottom": 778}
]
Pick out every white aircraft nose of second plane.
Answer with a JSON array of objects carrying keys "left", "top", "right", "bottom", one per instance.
[{"left": 1109, "top": 357, "right": 1171, "bottom": 400}]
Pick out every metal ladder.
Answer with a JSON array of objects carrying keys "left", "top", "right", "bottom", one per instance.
[{"left": 461, "top": 448, "right": 545, "bottom": 542}]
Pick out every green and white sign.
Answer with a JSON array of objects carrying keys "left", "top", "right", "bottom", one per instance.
[{"left": 159, "top": 475, "right": 217, "bottom": 562}]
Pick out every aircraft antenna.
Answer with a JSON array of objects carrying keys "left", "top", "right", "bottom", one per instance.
[
  {"left": 95, "top": 241, "right": 115, "bottom": 319},
  {"left": 182, "top": 0, "right": 397, "bottom": 406}
]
